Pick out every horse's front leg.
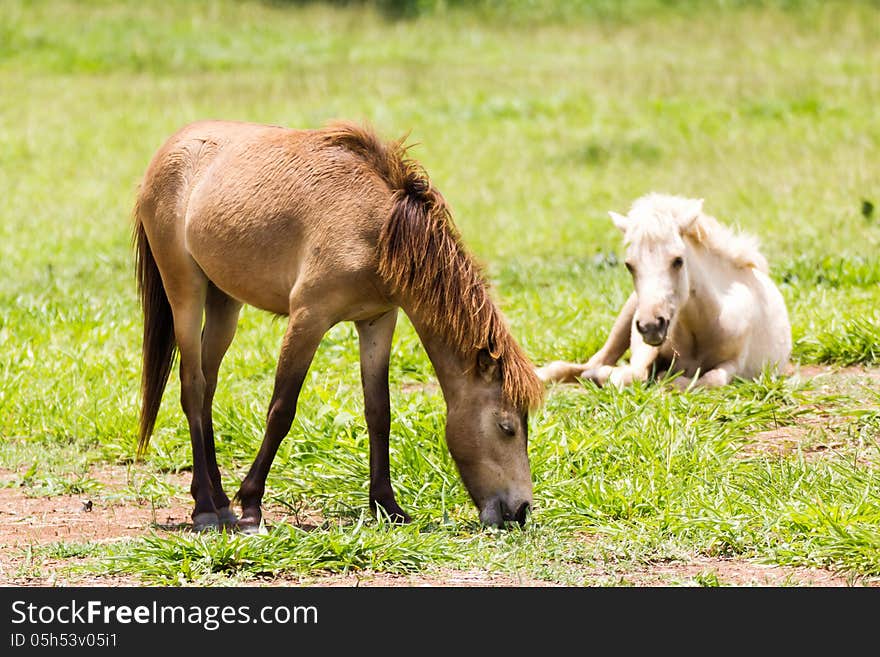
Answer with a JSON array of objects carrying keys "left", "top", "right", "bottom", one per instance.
[
  {"left": 235, "top": 306, "right": 328, "bottom": 533},
  {"left": 356, "top": 309, "right": 410, "bottom": 523}
]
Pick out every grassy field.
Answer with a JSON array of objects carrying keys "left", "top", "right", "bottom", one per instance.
[{"left": 1, "top": 0, "right": 879, "bottom": 586}]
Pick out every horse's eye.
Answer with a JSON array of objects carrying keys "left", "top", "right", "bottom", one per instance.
[
  {"left": 671, "top": 256, "right": 684, "bottom": 269},
  {"left": 497, "top": 420, "right": 516, "bottom": 437},
  {"left": 624, "top": 261, "right": 635, "bottom": 274}
]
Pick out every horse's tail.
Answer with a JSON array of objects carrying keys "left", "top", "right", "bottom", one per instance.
[{"left": 132, "top": 200, "right": 177, "bottom": 459}]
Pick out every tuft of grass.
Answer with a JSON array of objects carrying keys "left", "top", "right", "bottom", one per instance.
[
  {"left": 794, "top": 314, "right": 880, "bottom": 365},
  {"left": 103, "top": 516, "right": 464, "bottom": 584}
]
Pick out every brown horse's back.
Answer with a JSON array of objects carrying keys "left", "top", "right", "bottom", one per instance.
[{"left": 137, "top": 120, "right": 394, "bottom": 317}]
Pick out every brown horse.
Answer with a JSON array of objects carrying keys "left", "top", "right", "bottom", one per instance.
[{"left": 132, "top": 119, "right": 544, "bottom": 532}]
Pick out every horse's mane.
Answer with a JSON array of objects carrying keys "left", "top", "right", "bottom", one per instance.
[
  {"left": 318, "top": 121, "right": 544, "bottom": 412},
  {"left": 627, "top": 193, "right": 768, "bottom": 273}
]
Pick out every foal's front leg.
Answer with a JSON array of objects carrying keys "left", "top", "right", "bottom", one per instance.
[
  {"left": 535, "top": 292, "right": 637, "bottom": 384},
  {"left": 235, "top": 307, "right": 328, "bottom": 533},
  {"left": 356, "top": 310, "right": 410, "bottom": 523},
  {"left": 585, "top": 328, "right": 659, "bottom": 389},
  {"left": 584, "top": 292, "right": 637, "bottom": 370}
]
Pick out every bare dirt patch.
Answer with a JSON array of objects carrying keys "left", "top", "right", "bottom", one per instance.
[
  {"left": 0, "top": 465, "right": 191, "bottom": 586},
  {"left": 793, "top": 363, "right": 880, "bottom": 381},
  {"left": 597, "top": 558, "right": 860, "bottom": 587},
  {"left": 746, "top": 363, "right": 880, "bottom": 460},
  {"left": 0, "top": 470, "right": 191, "bottom": 548}
]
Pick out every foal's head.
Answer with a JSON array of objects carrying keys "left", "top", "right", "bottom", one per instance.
[{"left": 610, "top": 194, "right": 704, "bottom": 346}]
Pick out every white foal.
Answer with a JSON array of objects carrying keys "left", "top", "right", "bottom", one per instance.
[{"left": 537, "top": 193, "right": 792, "bottom": 389}]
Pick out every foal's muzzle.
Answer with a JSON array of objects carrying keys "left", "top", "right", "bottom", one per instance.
[
  {"left": 479, "top": 498, "right": 531, "bottom": 528},
  {"left": 636, "top": 316, "right": 669, "bottom": 346}
]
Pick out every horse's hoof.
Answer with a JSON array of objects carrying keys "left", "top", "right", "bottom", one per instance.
[
  {"left": 382, "top": 510, "right": 412, "bottom": 524},
  {"left": 235, "top": 520, "right": 267, "bottom": 536},
  {"left": 192, "top": 512, "right": 220, "bottom": 532},
  {"left": 217, "top": 507, "right": 238, "bottom": 528},
  {"left": 372, "top": 501, "right": 412, "bottom": 524}
]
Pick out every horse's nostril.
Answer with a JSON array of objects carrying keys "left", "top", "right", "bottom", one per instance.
[
  {"left": 514, "top": 501, "right": 530, "bottom": 527},
  {"left": 635, "top": 320, "right": 645, "bottom": 334},
  {"left": 657, "top": 317, "right": 668, "bottom": 330},
  {"left": 479, "top": 497, "right": 504, "bottom": 528}
]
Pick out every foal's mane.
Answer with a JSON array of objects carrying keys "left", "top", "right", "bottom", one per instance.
[
  {"left": 319, "top": 121, "right": 544, "bottom": 412},
  {"left": 629, "top": 193, "right": 768, "bottom": 273}
]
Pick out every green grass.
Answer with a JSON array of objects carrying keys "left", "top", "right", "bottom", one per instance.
[{"left": 1, "top": 0, "right": 879, "bottom": 586}]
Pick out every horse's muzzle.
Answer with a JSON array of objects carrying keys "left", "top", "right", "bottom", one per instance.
[
  {"left": 636, "top": 317, "right": 668, "bottom": 346},
  {"left": 479, "top": 498, "right": 531, "bottom": 528}
]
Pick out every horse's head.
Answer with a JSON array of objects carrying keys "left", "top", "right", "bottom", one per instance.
[
  {"left": 610, "top": 195, "right": 704, "bottom": 347},
  {"left": 444, "top": 348, "right": 533, "bottom": 528}
]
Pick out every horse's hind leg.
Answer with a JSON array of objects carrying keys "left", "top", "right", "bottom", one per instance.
[
  {"left": 200, "top": 284, "right": 243, "bottom": 528},
  {"left": 356, "top": 309, "right": 410, "bottom": 523},
  {"left": 165, "top": 273, "right": 220, "bottom": 531},
  {"left": 235, "top": 305, "right": 330, "bottom": 533}
]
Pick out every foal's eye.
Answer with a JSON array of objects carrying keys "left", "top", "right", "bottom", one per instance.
[
  {"left": 624, "top": 262, "right": 635, "bottom": 274},
  {"left": 671, "top": 256, "right": 684, "bottom": 269},
  {"left": 497, "top": 420, "right": 516, "bottom": 437}
]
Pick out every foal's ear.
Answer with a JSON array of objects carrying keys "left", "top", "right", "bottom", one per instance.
[
  {"left": 609, "top": 211, "right": 630, "bottom": 233},
  {"left": 679, "top": 198, "right": 704, "bottom": 231},
  {"left": 476, "top": 348, "right": 501, "bottom": 383}
]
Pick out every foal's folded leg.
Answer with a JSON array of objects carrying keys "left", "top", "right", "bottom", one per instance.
[
  {"left": 695, "top": 360, "right": 740, "bottom": 388},
  {"left": 534, "top": 360, "right": 592, "bottom": 383},
  {"left": 672, "top": 360, "right": 739, "bottom": 390},
  {"left": 535, "top": 294, "right": 638, "bottom": 385},
  {"left": 584, "top": 335, "right": 659, "bottom": 389},
  {"left": 581, "top": 364, "right": 640, "bottom": 388}
]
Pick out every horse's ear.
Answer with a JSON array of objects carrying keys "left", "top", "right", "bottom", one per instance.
[
  {"left": 476, "top": 348, "right": 500, "bottom": 383},
  {"left": 609, "top": 211, "right": 630, "bottom": 233},
  {"left": 679, "top": 198, "right": 704, "bottom": 231}
]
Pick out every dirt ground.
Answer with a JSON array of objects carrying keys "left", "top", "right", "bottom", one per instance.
[{"left": 1, "top": 364, "right": 877, "bottom": 588}]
